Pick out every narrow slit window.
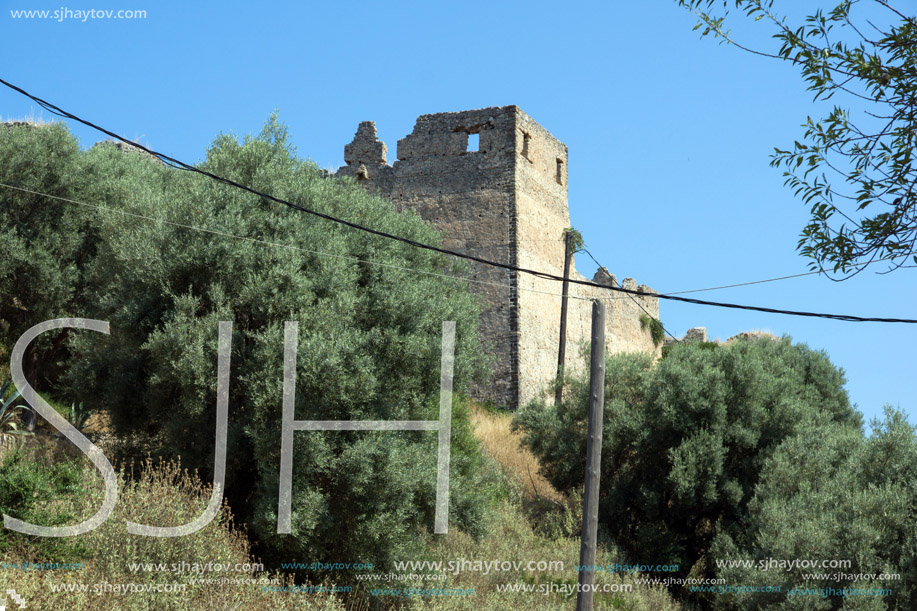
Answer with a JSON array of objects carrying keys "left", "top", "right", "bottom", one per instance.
[
  {"left": 522, "top": 132, "right": 531, "bottom": 160},
  {"left": 467, "top": 133, "right": 479, "bottom": 152},
  {"left": 556, "top": 158, "right": 564, "bottom": 185}
]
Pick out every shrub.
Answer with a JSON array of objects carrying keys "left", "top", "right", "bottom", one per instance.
[
  {"left": 0, "top": 122, "right": 98, "bottom": 429},
  {"left": 639, "top": 313, "right": 665, "bottom": 347},
  {"left": 0, "top": 450, "right": 91, "bottom": 563},
  {"left": 710, "top": 409, "right": 917, "bottom": 610},
  {"left": 513, "top": 336, "right": 861, "bottom": 588}
]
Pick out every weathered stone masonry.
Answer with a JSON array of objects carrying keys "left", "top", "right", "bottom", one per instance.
[{"left": 337, "top": 106, "right": 659, "bottom": 409}]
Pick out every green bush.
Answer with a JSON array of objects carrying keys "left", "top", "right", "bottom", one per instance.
[
  {"left": 639, "top": 313, "right": 665, "bottom": 347},
  {"left": 0, "top": 122, "right": 99, "bottom": 428},
  {"left": 0, "top": 451, "right": 92, "bottom": 562},
  {"left": 0, "top": 123, "right": 88, "bottom": 349},
  {"left": 710, "top": 409, "right": 917, "bottom": 610},
  {"left": 513, "top": 336, "right": 861, "bottom": 589}
]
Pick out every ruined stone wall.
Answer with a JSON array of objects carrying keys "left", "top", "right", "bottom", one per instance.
[
  {"left": 337, "top": 106, "right": 660, "bottom": 409},
  {"left": 335, "top": 121, "right": 395, "bottom": 194},
  {"left": 392, "top": 109, "right": 520, "bottom": 408},
  {"left": 338, "top": 109, "right": 520, "bottom": 407},
  {"left": 513, "top": 110, "right": 573, "bottom": 406},
  {"left": 512, "top": 110, "right": 658, "bottom": 404},
  {"left": 563, "top": 271, "right": 660, "bottom": 382}
]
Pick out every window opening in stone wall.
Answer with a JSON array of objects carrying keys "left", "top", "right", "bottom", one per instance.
[
  {"left": 522, "top": 132, "right": 531, "bottom": 161},
  {"left": 467, "top": 132, "right": 479, "bottom": 152},
  {"left": 556, "top": 158, "right": 564, "bottom": 185}
]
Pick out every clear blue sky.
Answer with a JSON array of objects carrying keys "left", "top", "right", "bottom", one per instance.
[{"left": 2, "top": 0, "right": 913, "bottom": 426}]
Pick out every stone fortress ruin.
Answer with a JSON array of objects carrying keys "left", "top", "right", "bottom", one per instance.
[{"left": 337, "top": 106, "right": 660, "bottom": 409}]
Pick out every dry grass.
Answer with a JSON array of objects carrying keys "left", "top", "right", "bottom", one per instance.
[
  {"left": 1, "top": 110, "right": 54, "bottom": 126},
  {"left": 403, "top": 499, "right": 680, "bottom": 611},
  {"left": 468, "top": 404, "right": 564, "bottom": 506},
  {"left": 455, "top": 403, "right": 680, "bottom": 610},
  {"left": 0, "top": 452, "right": 355, "bottom": 610}
]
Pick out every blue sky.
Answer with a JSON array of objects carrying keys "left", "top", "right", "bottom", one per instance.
[{"left": 1, "top": 0, "right": 913, "bottom": 425}]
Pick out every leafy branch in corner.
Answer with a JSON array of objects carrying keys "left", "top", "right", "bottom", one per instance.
[{"left": 676, "top": 0, "right": 917, "bottom": 278}]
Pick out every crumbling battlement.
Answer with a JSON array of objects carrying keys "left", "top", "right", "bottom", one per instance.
[
  {"left": 337, "top": 106, "right": 659, "bottom": 409},
  {"left": 337, "top": 121, "right": 395, "bottom": 193}
]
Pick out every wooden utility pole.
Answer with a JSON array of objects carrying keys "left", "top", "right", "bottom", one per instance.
[
  {"left": 576, "top": 299, "right": 605, "bottom": 611},
  {"left": 555, "top": 230, "right": 573, "bottom": 406}
]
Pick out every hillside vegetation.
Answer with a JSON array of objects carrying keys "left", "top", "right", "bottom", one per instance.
[
  {"left": 1, "top": 119, "right": 683, "bottom": 609},
  {"left": 515, "top": 338, "right": 917, "bottom": 610}
]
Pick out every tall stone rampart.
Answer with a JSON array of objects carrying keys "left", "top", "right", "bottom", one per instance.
[{"left": 337, "top": 106, "right": 659, "bottom": 408}]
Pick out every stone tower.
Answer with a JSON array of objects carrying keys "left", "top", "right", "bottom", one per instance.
[{"left": 337, "top": 106, "right": 658, "bottom": 409}]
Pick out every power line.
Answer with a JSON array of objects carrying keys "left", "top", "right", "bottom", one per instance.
[
  {"left": 664, "top": 254, "right": 907, "bottom": 295},
  {"left": 668, "top": 270, "right": 818, "bottom": 294},
  {"left": 2, "top": 77, "right": 916, "bottom": 324}
]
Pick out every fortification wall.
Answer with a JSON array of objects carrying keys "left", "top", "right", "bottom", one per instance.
[
  {"left": 391, "top": 109, "right": 519, "bottom": 408},
  {"left": 513, "top": 110, "right": 573, "bottom": 406},
  {"left": 338, "top": 108, "right": 520, "bottom": 407},
  {"left": 336, "top": 106, "right": 660, "bottom": 409}
]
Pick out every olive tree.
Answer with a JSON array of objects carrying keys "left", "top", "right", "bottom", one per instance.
[
  {"left": 37, "top": 116, "right": 501, "bottom": 572},
  {"left": 514, "top": 337, "right": 860, "bottom": 585},
  {"left": 710, "top": 409, "right": 917, "bottom": 610}
]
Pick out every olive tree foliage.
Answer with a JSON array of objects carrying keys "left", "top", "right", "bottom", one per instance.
[
  {"left": 0, "top": 123, "right": 102, "bottom": 427},
  {"left": 677, "top": 0, "right": 917, "bottom": 277},
  {"left": 710, "top": 409, "right": 917, "bottom": 610},
  {"left": 2, "top": 118, "right": 500, "bottom": 570},
  {"left": 0, "top": 125, "right": 86, "bottom": 364},
  {"left": 513, "top": 338, "right": 860, "bottom": 583}
]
